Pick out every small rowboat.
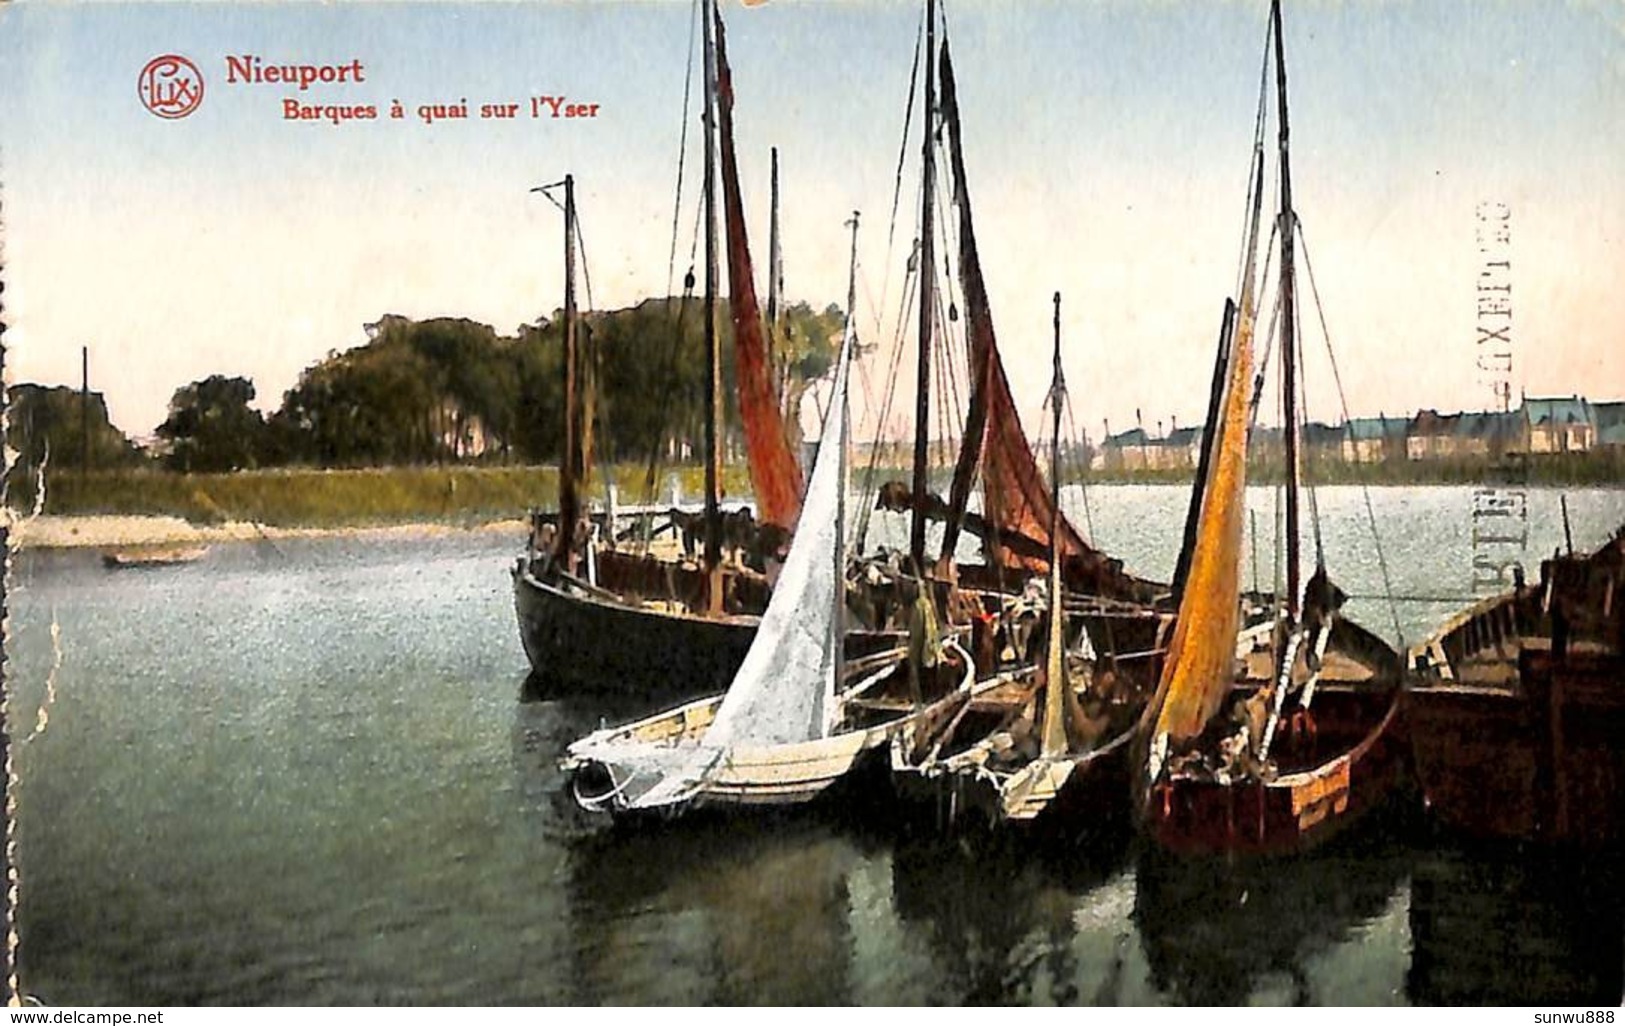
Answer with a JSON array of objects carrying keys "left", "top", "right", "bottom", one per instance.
[{"left": 101, "top": 545, "right": 209, "bottom": 569}]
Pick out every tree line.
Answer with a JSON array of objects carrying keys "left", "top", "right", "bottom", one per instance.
[{"left": 7, "top": 298, "right": 845, "bottom": 476}]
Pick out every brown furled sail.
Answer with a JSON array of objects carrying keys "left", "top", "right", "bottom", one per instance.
[
  {"left": 937, "top": 43, "right": 1100, "bottom": 583},
  {"left": 714, "top": 13, "right": 805, "bottom": 531}
]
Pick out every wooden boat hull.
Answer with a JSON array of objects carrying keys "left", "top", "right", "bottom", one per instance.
[
  {"left": 899, "top": 729, "right": 1135, "bottom": 831},
  {"left": 1147, "top": 686, "right": 1407, "bottom": 856},
  {"left": 1405, "top": 538, "right": 1625, "bottom": 848},
  {"left": 1145, "top": 617, "right": 1408, "bottom": 857},
  {"left": 1407, "top": 611, "right": 1625, "bottom": 846},
  {"left": 563, "top": 648, "right": 973, "bottom": 814},
  {"left": 514, "top": 559, "right": 903, "bottom": 699},
  {"left": 564, "top": 694, "right": 894, "bottom": 808},
  {"left": 696, "top": 722, "right": 895, "bottom": 806},
  {"left": 512, "top": 559, "right": 756, "bottom": 698},
  {"left": 889, "top": 661, "right": 1142, "bottom": 831}
]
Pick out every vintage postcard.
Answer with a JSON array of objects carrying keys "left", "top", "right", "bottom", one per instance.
[{"left": 1, "top": 0, "right": 1622, "bottom": 1010}]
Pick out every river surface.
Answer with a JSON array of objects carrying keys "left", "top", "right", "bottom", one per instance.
[{"left": 8, "top": 485, "right": 1624, "bottom": 1005}]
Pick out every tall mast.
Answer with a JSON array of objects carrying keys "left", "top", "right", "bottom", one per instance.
[
  {"left": 844, "top": 212, "right": 861, "bottom": 341},
  {"left": 1039, "top": 291, "right": 1069, "bottom": 758},
  {"left": 560, "top": 173, "right": 580, "bottom": 574},
  {"left": 702, "top": 0, "right": 725, "bottom": 613},
  {"left": 829, "top": 209, "right": 861, "bottom": 732},
  {"left": 909, "top": 0, "right": 938, "bottom": 574},
  {"left": 768, "top": 146, "right": 783, "bottom": 432},
  {"left": 1272, "top": 0, "right": 1301, "bottom": 620},
  {"left": 81, "top": 346, "right": 90, "bottom": 473},
  {"left": 768, "top": 146, "right": 781, "bottom": 340}
]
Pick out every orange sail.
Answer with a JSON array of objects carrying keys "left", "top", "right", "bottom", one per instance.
[
  {"left": 715, "top": 14, "right": 805, "bottom": 531},
  {"left": 1148, "top": 293, "right": 1255, "bottom": 746},
  {"left": 937, "top": 44, "right": 1088, "bottom": 575}
]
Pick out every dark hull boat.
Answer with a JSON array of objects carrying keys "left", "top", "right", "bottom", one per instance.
[
  {"left": 1406, "top": 529, "right": 1625, "bottom": 848},
  {"left": 889, "top": 662, "right": 1141, "bottom": 832},
  {"left": 514, "top": 546, "right": 902, "bottom": 697},
  {"left": 515, "top": 1, "right": 1169, "bottom": 702},
  {"left": 514, "top": 555, "right": 756, "bottom": 695},
  {"left": 512, "top": 4, "right": 808, "bottom": 698}
]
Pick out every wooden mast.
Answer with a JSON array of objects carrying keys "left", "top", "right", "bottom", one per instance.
[
  {"left": 1039, "top": 291, "right": 1070, "bottom": 758},
  {"left": 702, "top": 0, "right": 725, "bottom": 613},
  {"left": 559, "top": 173, "right": 580, "bottom": 574},
  {"left": 768, "top": 146, "right": 781, "bottom": 343},
  {"left": 908, "top": 0, "right": 937, "bottom": 574},
  {"left": 844, "top": 213, "right": 861, "bottom": 347},
  {"left": 769, "top": 146, "right": 785, "bottom": 439},
  {"left": 1272, "top": 0, "right": 1301, "bottom": 620}
]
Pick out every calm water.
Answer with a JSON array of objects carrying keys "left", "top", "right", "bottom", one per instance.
[{"left": 8, "top": 486, "right": 1625, "bottom": 1006}]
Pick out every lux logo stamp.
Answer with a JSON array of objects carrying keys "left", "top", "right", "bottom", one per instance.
[{"left": 137, "top": 53, "right": 204, "bottom": 119}]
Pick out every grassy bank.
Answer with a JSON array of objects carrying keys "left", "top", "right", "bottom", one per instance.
[
  {"left": 11, "top": 464, "right": 755, "bottom": 528},
  {"left": 8, "top": 452, "right": 1620, "bottom": 528}
]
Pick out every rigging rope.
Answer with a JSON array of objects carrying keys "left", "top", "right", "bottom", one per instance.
[
  {"left": 854, "top": 253, "right": 918, "bottom": 551},
  {"left": 1247, "top": 231, "right": 1282, "bottom": 425},
  {"left": 1295, "top": 304, "right": 1325, "bottom": 569},
  {"left": 1233, "top": 13, "right": 1276, "bottom": 306},
  {"left": 882, "top": 4, "right": 925, "bottom": 285},
  {"left": 1062, "top": 392, "right": 1098, "bottom": 545},
  {"left": 1297, "top": 218, "right": 1407, "bottom": 647},
  {"left": 665, "top": 0, "right": 701, "bottom": 298}
]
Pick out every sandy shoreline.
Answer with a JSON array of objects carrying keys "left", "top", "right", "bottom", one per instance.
[{"left": 7, "top": 514, "right": 530, "bottom": 551}]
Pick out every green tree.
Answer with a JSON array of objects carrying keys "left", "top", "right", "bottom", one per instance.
[
  {"left": 772, "top": 301, "right": 846, "bottom": 449},
  {"left": 155, "top": 375, "right": 267, "bottom": 472},
  {"left": 6, "top": 383, "right": 144, "bottom": 472}
]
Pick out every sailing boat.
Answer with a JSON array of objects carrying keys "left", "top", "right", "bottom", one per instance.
[
  {"left": 891, "top": 294, "right": 1143, "bottom": 827},
  {"left": 1136, "top": 0, "right": 1405, "bottom": 856},
  {"left": 851, "top": 0, "right": 1171, "bottom": 701},
  {"left": 512, "top": 0, "right": 886, "bottom": 698},
  {"left": 562, "top": 290, "right": 973, "bottom": 814}
]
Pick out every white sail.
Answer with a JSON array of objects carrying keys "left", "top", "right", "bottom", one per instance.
[
  {"left": 567, "top": 330, "right": 856, "bottom": 809},
  {"left": 708, "top": 327, "right": 851, "bottom": 746}
]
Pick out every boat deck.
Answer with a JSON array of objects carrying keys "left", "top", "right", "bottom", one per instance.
[{"left": 1239, "top": 647, "right": 1379, "bottom": 685}]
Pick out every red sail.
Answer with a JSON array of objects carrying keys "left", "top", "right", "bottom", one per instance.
[
  {"left": 938, "top": 44, "right": 1086, "bottom": 575},
  {"left": 715, "top": 14, "right": 805, "bottom": 531}
]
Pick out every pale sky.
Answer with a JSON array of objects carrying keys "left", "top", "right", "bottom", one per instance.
[{"left": 2, "top": 0, "right": 1622, "bottom": 444}]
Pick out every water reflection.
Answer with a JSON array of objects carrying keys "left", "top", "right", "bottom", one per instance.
[
  {"left": 1408, "top": 846, "right": 1625, "bottom": 1006},
  {"left": 564, "top": 813, "right": 861, "bottom": 1004},
  {"left": 1133, "top": 832, "right": 1410, "bottom": 1005},
  {"left": 888, "top": 828, "right": 1135, "bottom": 1004}
]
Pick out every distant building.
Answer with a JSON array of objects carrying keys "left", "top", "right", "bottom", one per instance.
[
  {"left": 1452, "top": 410, "right": 1518, "bottom": 458},
  {"left": 1163, "top": 425, "right": 1204, "bottom": 469},
  {"left": 1407, "top": 409, "right": 1460, "bottom": 461},
  {"left": 1098, "top": 427, "right": 1154, "bottom": 471},
  {"left": 1521, "top": 395, "right": 1595, "bottom": 454},
  {"left": 1340, "top": 415, "right": 1406, "bottom": 463},
  {"left": 1589, "top": 401, "right": 1625, "bottom": 449}
]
